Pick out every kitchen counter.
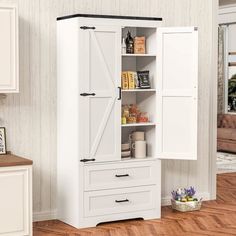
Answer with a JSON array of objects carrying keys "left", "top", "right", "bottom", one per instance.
[{"left": 0, "top": 154, "right": 33, "bottom": 167}]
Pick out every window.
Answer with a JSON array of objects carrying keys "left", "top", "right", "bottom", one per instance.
[
  {"left": 228, "top": 57, "right": 236, "bottom": 112},
  {"left": 222, "top": 24, "right": 236, "bottom": 113}
]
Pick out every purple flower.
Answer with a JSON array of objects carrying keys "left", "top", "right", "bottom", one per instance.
[{"left": 185, "top": 186, "right": 196, "bottom": 197}]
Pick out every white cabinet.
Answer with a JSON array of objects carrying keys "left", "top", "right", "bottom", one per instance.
[
  {"left": 57, "top": 14, "right": 198, "bottom": 229},
  {"left": 0, "top": 5, "right": 19, "bottom": 93},
  {"left": 0, "top": 156, "right": 32, "bottom": 236}
]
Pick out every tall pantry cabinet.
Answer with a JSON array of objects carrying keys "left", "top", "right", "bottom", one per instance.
[{"left": 57, "top": 14, "right": 198, "bottom": 228}]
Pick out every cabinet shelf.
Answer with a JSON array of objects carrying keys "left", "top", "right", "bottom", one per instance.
[
  {"left": 121, "top": 156, "right": 158, "bottom": 162},
  {"left": 121, "top": 122, "right": 156, "bottom": 127},
  {"left": 122, "top": 54, "right": 156, "bottom": 57},
  {"left": 122, "top": 89, "right": 156, "bottom": 92}
]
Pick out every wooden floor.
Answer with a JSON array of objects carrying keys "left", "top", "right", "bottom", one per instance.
[{"left": 34, "top": 173, "right": 236, "bottom": 235}]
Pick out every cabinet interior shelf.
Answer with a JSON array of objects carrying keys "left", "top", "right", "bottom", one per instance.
[
  {"left": 121, "top": 157, "right": 158, "bottom": 162},
  {"left": 122, "top": 89, "right": 156, "bottom": 92},
  {"left": 122, "top": 122, "right": 156, "bottom": 127},
  {"left": 122, "top": 54, "right": 156, "bottom": 57}
]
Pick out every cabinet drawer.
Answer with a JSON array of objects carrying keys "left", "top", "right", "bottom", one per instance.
[
  {"left": 84, "top": 160, "right": 160, "bottom": 191},
  {"left": 84, "top": 185, "right": 158, "bottom": 217}
]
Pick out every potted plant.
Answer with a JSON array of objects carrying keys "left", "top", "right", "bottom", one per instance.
[{"left": 171, "top": 187, "right": 202, "bottom": 212}]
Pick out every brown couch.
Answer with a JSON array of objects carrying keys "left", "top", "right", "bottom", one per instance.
[{"left": 218, "top": 114, "right": 236, "bottom": 153}]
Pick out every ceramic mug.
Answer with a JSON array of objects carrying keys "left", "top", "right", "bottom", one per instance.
[
  {"left": 132, "top": 141, "right": 146, "bottom": 159},
  {"left": 129, "top": 131, "right": 145, "bottom": 142}
]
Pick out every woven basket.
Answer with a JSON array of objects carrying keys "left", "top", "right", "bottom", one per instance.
[{"left": 171, "top": 199, "right": 202, "bottom": 212}]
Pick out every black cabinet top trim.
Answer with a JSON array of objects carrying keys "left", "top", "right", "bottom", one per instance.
[{"left": 57, "top": 13, "right": 162, "bottom": 21}]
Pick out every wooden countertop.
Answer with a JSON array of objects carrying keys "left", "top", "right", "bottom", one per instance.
[{"left": 0, "top": 154, "right": 33, "bottom": 167}]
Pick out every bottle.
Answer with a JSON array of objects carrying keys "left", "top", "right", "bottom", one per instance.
[
  {"left": 121, "top": 37, "right": 126, "bottom": 54},
  {"left": 125, "top": 31, "right": 134, "bottom": 54}
]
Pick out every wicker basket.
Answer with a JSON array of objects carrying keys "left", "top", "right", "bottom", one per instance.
[{"left": 171, "top": 199, "right": 202, "bottom": 212}]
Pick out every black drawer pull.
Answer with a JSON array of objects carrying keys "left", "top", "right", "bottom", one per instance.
[
  {"left": 115, "top": 174, "right": 129, "bottom": 178},
  {"left": 115, "top": 199, "right": 129, "bottom": 203},
  {"left": 80, "top": 26, "right": 96, "bottom": 30},
  {"left": 80, "top": 158, "right": 95, "bottom": 162},
  {"left": 80, "top": 93, "right": 96, "bottom": 96}
]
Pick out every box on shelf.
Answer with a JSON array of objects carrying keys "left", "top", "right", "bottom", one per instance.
[
  {"left": 121, "top": 71, "right": 129, "bottom": 90},
  {"left": 122, "top": 71, "right": 139, "bottom": 89},
  {"left": 127, "top": 71, "right": 135, "bottom": 89},
  {"left": 134, "top": 36, "right": 146, "bottom": 54}
]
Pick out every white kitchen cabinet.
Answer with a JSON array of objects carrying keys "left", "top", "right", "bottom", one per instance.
[
  {"left": 57, "top": 14, "right": 198, "bottom": 228},
  {"left": 0, "top": 5, "right": 19, "bottom": 93},
  {"left": 0, "top": 155, "right": 32, "bottom": 236}
]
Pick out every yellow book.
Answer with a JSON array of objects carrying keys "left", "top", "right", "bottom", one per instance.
[
  {"left": 127, "top": 71, "right": 135, "bottom": 89},
  {"left": 121, "top": 71, "right": 129, "bottom": 90}
]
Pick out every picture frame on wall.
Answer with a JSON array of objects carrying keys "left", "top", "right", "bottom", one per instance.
[{"left": 0, "top": 127, "right": 7, "bottom": 155}]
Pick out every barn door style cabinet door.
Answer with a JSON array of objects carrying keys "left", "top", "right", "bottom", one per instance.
[
  {"left": 157, "top": 27, "right": 198, "bottom": 160},
  {"left": 57, "top": 14, "right": 198, "bottom": 229},
  {"left": 0, "top": 5, "right": 19, "bottom": 93}
]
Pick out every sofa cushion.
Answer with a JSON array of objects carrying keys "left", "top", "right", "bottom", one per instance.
[{"left": 218, "top": 128, "right": 236, "bottom": 141}]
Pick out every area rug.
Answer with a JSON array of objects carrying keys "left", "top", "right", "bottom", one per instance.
[{"left": 217, "top": 152, "right": 236, "bottom": 174}]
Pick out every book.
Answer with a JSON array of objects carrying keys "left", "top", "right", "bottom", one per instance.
[
  {"left": 121, "top": 71, "right": 129, "bottom": 90},
  {"left": 127, "top": 71, "right": 135, "bottom": 89}
]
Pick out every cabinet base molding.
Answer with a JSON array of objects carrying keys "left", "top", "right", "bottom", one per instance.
[{"left": 59, "top": 209, "right": 160, "bottom": 229}]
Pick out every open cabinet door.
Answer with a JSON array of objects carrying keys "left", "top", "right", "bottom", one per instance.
[
  {"left": 157, "top": 27, "right": 198, "bottom": 160},
  {"left": 79, "top": 25, "right": 121, "bottom": 163}
]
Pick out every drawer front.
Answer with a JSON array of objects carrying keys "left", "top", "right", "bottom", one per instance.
[
  {"left": 84, "top": 185, "right": 158, "bottom": 217},
  {"left": 84, "top": 160, "right": 160, "bottom": 191}
]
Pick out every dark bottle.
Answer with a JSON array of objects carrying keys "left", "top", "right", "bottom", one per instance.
[{"left": 125, "top": 31, "right": 134, "bottom": 54}]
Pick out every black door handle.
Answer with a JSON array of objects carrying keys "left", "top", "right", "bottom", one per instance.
[
  {"left": 115, "top": 199, "right": 129, "bottom": 203},
  {"left": 80, "top": 93, "right": 96, "bottom": 96},
  {"left": 118, "top": 87, "right": 121, "bottom": 100},
  {"left": 80, "top": 26, "right": 96, "bottom": 30},
  {"left": 80, "top": 158, "right": 96, "bottom": 162},
  {"left": 115, "top": 174, "right": 129, "bottom": 178}
]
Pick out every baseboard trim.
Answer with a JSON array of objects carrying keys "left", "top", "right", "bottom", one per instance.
[
  {"left": 33, "top": 210, "right": 57, "bottom": 222},
  {"left": 161, "top": 192, "right": 211, "bottom": 206}
]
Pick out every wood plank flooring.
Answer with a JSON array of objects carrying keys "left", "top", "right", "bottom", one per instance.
[{"left": 33, "top": 173, "right": 236, "bottom": 235}]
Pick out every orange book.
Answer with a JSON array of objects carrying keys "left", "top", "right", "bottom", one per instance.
[{"left": 134, "top": 36, "right": 146, "bottom": 54}]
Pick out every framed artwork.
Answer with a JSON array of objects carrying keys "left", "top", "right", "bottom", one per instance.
[{"left": 0, "top": 127, "right": 6, "bottom": 155}]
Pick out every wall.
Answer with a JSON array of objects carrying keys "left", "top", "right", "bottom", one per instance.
[{"left": 0, "top": 0, "right": 217, "bottom": 220}]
